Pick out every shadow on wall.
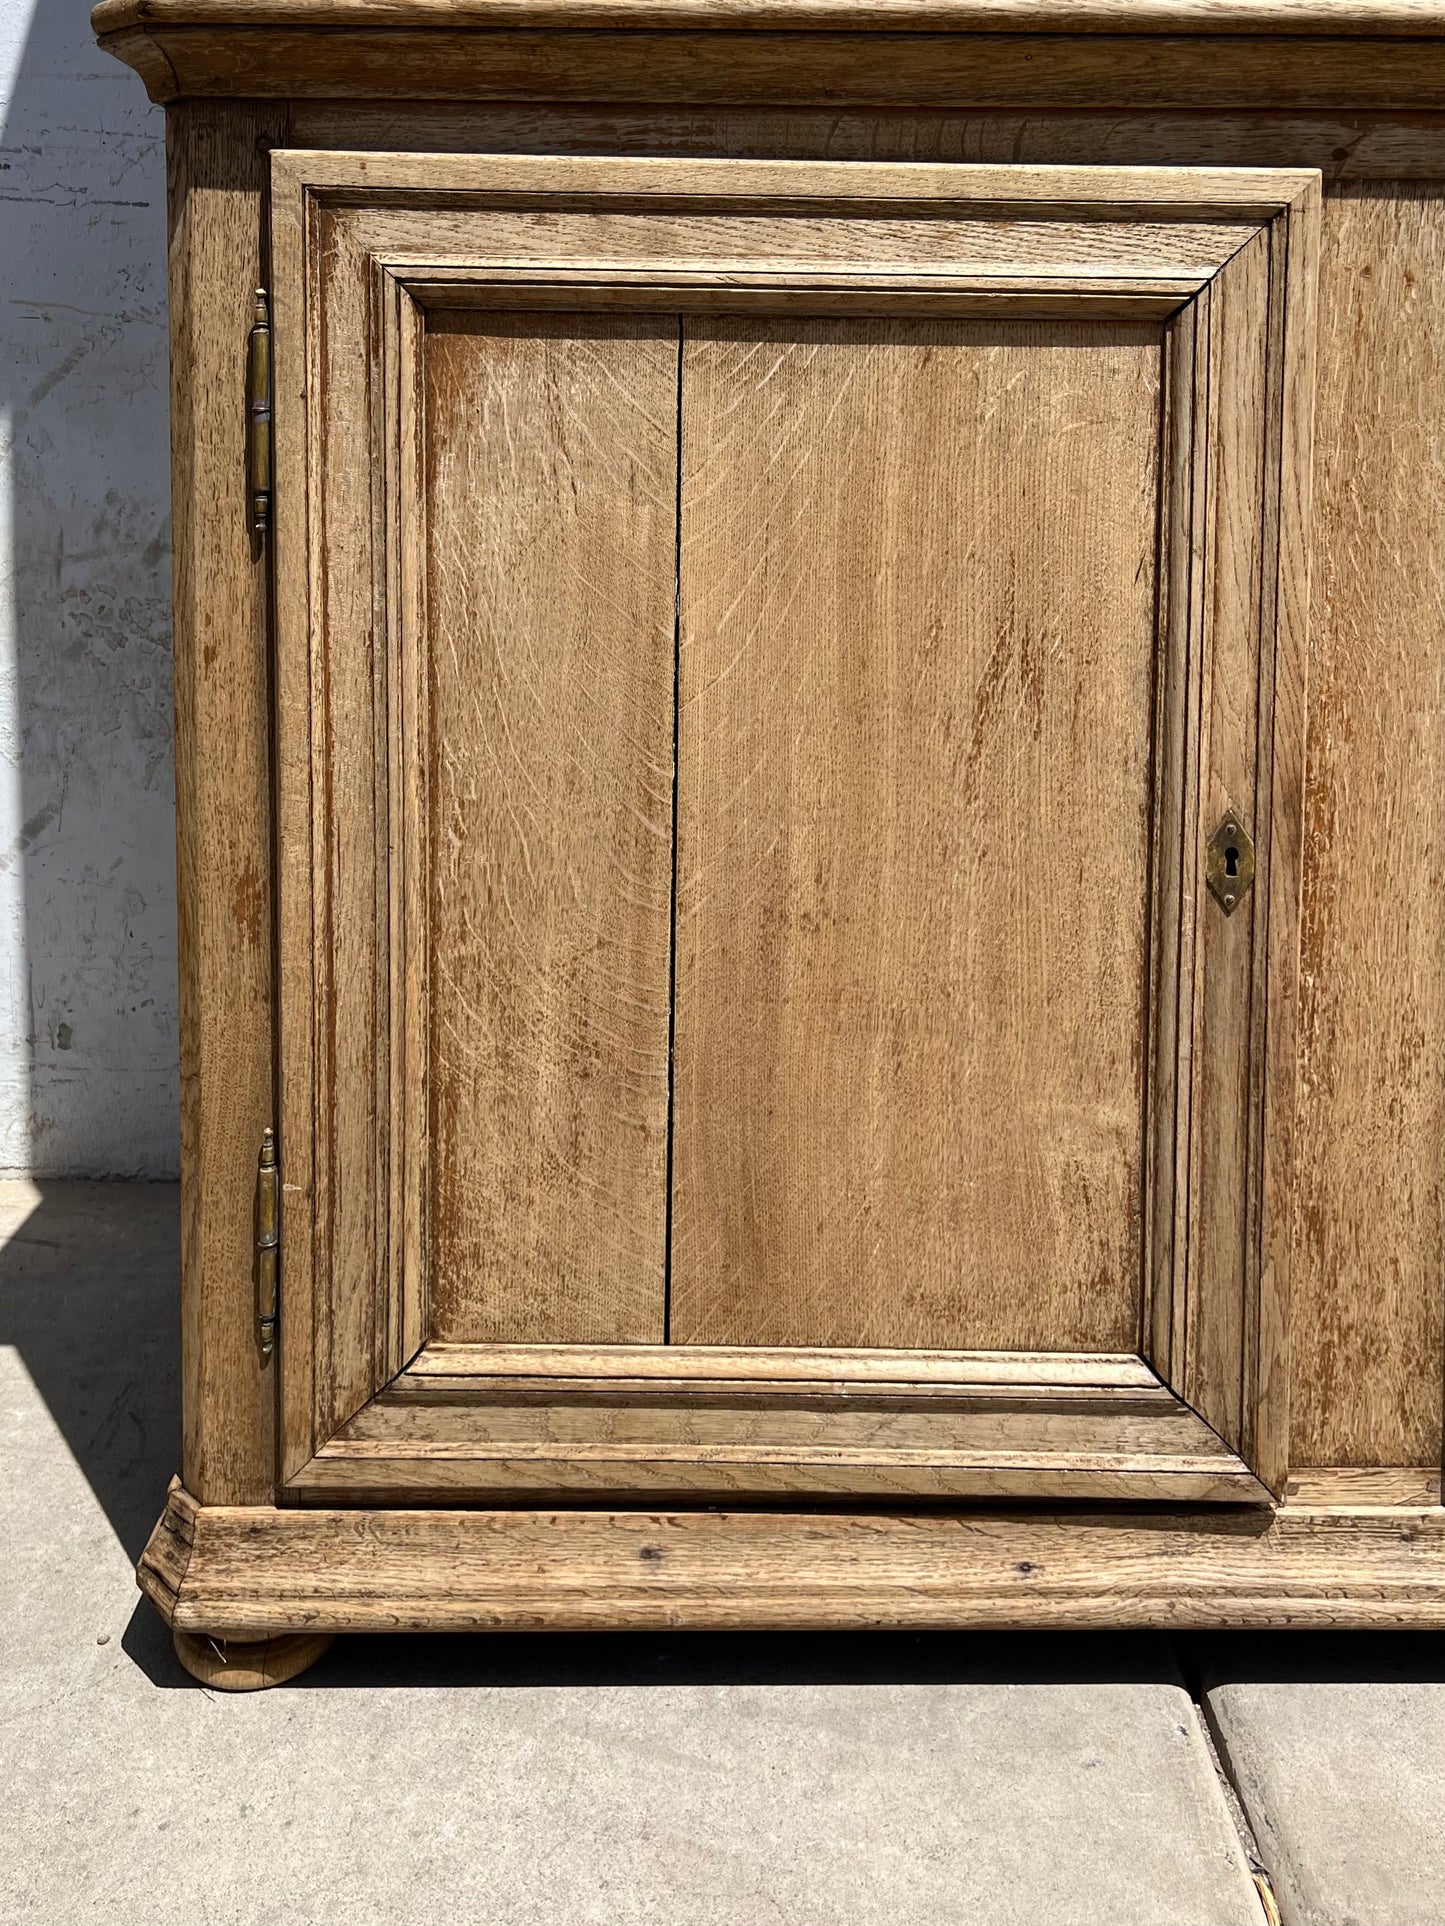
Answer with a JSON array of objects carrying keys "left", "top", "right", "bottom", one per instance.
[{"left": 0, "top": 0, "right": 178, "bottom": 1179}]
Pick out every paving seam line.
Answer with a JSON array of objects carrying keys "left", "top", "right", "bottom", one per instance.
[{"left": 1174, "top": 1637, "right": 1282, "bottom": 1926}]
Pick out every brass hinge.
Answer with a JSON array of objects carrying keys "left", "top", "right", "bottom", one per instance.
[
  {"left": 246, "top": 288, "right": 272, "bottom": 535},
  {"left": 256, "top": 1126, "right": 279, "bottom": 1355}
]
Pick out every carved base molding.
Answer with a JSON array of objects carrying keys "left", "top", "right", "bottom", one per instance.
[{"left": 139, "top": 1474, "right": 1445, "bottom": 1638}]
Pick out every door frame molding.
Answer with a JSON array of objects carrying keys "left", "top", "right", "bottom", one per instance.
[{"left": 270, "top": 151, "right": 1318, "bottom": 1503}]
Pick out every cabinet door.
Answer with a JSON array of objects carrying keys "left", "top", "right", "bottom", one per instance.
[{"left": 270, "top": 152, "right": 1317, "bottom": 1506}]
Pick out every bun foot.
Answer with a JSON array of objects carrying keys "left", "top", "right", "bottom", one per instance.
[{"left": 173, "top": 1628, "right": 335, "bottom": 1690}]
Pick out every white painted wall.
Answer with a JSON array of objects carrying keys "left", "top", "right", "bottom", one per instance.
[{"left": 0, "top": 0, "right": 176, "bottom": 1174}]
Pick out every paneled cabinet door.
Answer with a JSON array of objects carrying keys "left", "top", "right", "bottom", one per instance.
[{"left": 270, "top": 152, "right": 1318, "bottom": 1507}]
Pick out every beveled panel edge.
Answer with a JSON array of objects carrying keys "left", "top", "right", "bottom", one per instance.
[
  {"left": 273, "top": 148, "right": 1322, "bottom": 221},
  {"left": 281, "top": 1344, "right": 1271, "bottom": 1504},
  {"left": 404, "top": 1341, "right": 1163, "bottom": 1384},
  {"left": 1140, "top": 177, "right": 1319, "bottom": 1501}
]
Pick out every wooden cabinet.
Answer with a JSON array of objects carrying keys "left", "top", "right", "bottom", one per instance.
[{"left": 98, "top": 0, "right": 1445, "bottom": 1677}]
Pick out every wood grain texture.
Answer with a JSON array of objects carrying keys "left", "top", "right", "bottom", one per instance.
[
  {"left": 88, "top": 0, "right": 1445, "bottom": 38},
  {"left": 404, "top": 1342, "right": 1162, "bottom": 1385},
  {"left": 1286, "top": 1466, "right": 1443, "bottom": 1506},
  {"left": 289, "top": 1369, "right": 1264, "bottom": 1503},
  {"left": 1145, "top": 295, "right": 1208, "bottom": 1389},
  {"left": 269, "top": 143, "right": 319, "bottom": 1479},
  {"left": 95, "top": 8, "right": 1445, "bottom": 1632},
  {"left": 272, "top": 205, "right": 391, "bottom": 1466},
  {"left": 1251, "top": 168, "right": 1317, "bottom": 1491},
  {"left": 424, "top": 312, "right": 677, "bottom": 1344},
  {"left": 272, "top": 146, "right": 1319, "bottom": 218},
  {"left": 1181, "top": 229, "right": 1273, "bottom": 1456},
  {"left": 297, "top": 1344, "right": 1273, "bottom": 1498},
  {"left": 136, "top": 1475, "right": 196, "bottom": 1620},
  {"left": 281, "top": 104, "right": 1445, "bottom": 184},
  {"left": 263, "top": 153, "right": 1315, "bottom": 1508},
  {"left": 273, "top": 200, "right": 682, "bottom": 1454},
  {"left": 1141, "top": 190, "right": 1315, "bottom": 1498},
  {"left": 171, "top": 1628, "right": 335, "bottom": 1690},
  {"left": 299, "top": 1347, "right": 1261, "bottom": 1507},
  {"left": 168, "top": 101, "right": 288, "bottom": 1507},
  {"left": 96, "top": 24, "right": 1445, "bottom": 111},
  {"left": 672, "top": 315, "right": 1163, "bottom": 1352},
  {"left": 272, "top": 199, "right": 429, "bottom": 1468},
  {"left": 1292, "top": 184, "right": 1445, "bottom": 1467},
  {"left": 140, "top": 1483, "right": 1445, "bottom": 1636}
]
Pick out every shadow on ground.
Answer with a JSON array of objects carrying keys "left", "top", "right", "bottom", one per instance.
[
  {"left": 0, "top": 1180, "right": 180, "bottom": 1564},
  {"left": 8, "top": 1175, "right": 1444, "bottom": 1715},
  {"left": 1184, "top": 1630, "right": 1445, "bottom": 1688},
  {"left": 125, "top": 1618, "right": 1202, "bottom": 1692},
  {"left": 123, "top": 1612, "right": 1445, "bottom": 1697}
]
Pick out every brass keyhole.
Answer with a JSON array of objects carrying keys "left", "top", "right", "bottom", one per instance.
[{"left": 1206, "top": 813, "right": 1255, "bottom": 915}]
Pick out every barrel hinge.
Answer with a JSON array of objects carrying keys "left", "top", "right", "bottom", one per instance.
[
  {"left": 256, "top": 1126, "right": 279, "bottom": 1355},
  {"left": 246, "top": 288, "right": 271, "bottom": 536}
]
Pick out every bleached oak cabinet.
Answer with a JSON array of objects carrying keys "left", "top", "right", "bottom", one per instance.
[{"left": 96, "top": 0, "right": 1445, "bottom": 1687}]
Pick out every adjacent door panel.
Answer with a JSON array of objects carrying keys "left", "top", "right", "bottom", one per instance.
[
  {"left": 270, "top": 152, "right": 1317, "bottom": 1504},
  {"left": 424, "top": 312, "right": 678, "bottom": 1346},
  {"left": 672, "top": 316, "right": 1162, "bottom": 1352}
]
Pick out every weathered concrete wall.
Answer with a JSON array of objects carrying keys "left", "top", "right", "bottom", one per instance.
[{"left": 0, "top": 0, "right": 176, "bottom": 1175}]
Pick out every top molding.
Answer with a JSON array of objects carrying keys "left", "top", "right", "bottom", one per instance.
[
  {"left": 86, "top": 0, "right": 1445, "bottom": 31},
  {"left": 92, "top": 0, "right": 1445, "bottom": 106}
]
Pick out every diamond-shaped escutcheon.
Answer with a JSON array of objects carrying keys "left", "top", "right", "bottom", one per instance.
[{"left": 1205, "top": 813, "right": 1255, "bottom": 916}]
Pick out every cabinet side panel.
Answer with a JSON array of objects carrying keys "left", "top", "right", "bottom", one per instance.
[
  {"left": 424, "top": 313, "right": 677, "bottom": 1345},
  {"left": 1294, "top": 183, "right": 1445, "bottom": 1467},
  {"left": 169, "top": 101, "right": 288, "bottom": 1504},
  {"left": 673, "top": 316, "right": 1162, "bottom": 1352}
]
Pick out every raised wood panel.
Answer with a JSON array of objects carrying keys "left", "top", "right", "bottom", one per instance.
[
  {"left": 671, "top": 315, "right": 1163, "bottom": 1352},
  {"left": 423, "top": 313, "right": 677, "bottom": 1344},
  {"left": 1293, "top": 183, "right": 1445, "bottom": 1467}
]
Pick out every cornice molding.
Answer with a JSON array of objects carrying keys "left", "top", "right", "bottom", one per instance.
[{"left": 87, "top": 0, "right": 1445, "bottom": 36}]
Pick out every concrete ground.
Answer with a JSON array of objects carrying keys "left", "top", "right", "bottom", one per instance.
[{"left": 1, "top": 1184, "right": 1439, "bottom": 1926}]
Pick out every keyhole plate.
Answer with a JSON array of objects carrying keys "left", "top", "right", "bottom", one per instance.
[{"left": 1205, "top": 813, "right": 1255, "bottom": 916}]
